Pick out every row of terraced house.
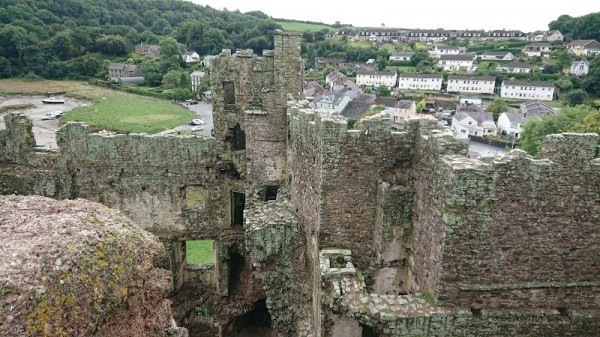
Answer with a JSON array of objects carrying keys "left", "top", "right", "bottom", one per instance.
[
  {"left": 349, "top": 28, "right": 565, "bottom": 43},
  {"left": 356, "top": 71, "right": 557, "bottom": 101}
]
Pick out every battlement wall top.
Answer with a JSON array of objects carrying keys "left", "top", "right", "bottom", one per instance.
[
  {"left": 273, "top": 29, "right": 303, "bottom": 36},
  {"left": 289, "top": 102, "right": 454, "bottom": 142},
  {"left": 442, "top": 133, "right": 599, "bottom": 172},
  {"left": 541, "top": 132, "right": 598, "bottom": 163}
]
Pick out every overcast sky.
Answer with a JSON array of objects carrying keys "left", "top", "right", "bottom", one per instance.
[{"left": 190, "top": 0, "right": 598, "bottom": 32}]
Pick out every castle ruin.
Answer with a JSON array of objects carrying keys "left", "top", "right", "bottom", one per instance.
[{"left": 0, "top": 31, "right": 599, "bottom": 337}]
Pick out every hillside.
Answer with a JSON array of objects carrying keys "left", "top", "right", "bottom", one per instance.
[{"left": 0, "top": 0, "right": 283, "bottom": 78}]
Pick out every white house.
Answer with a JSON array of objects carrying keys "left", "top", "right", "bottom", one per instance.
[
  {"left": 568, "top": 59, "right": 590, "bottom": 76},
  {"left": 405, "top": 30, "right": 450, "bottom": 42},
  {"left": 497, "top": 102, "right": 557, "bottom": 139},
  {"left": 496, "top": 61, "right": 533, "bottom": 73},
  {"left": 500, "top": 80, "right": 555, "bottom": 101},
  {"left": 447, "top": 75, "right": 496, "bottom": 95},
  {"left": 488, "top": 30, "right": 527, "bottom": 40},
  {"left": 190, "top": 71, "right": 208, "bottom": 92},
  {"left": 545, "top": 30, "right": 563, "bottom": 43},
  {"left": 439, "top": 54, "right": 475, "bottom": 71},
  {"left": 431, "top": 45, "right": 464, "bottom": 58},
  {"left": 325, "top": 71, "right": 360, "bottom": 92},
  {"left": 315, "top": 93, "right": 352, "bottom": 112},
  {"left": 182, "top": 51, "right": 200, "bottom": 63},
  {"left": 566, "top": 40, "right": 600, "bottom": 56},
  {"left": 200, "top": 55, "right": 218, "bottom": 67},
  {"left": 451, "top": 107, "right": 497, "bottom": 138},
  {"left": 523, "top": 43, "right": 551, "bottom": 57},
  {"left": 397, "top": 73, "right": 443, "bottom": 91},
  {"left": 356, "top": 70, "right": 397, "bottom": 88},
  {"left": 375, "top": 97, "right": 417, "bottom": 122},
  {"left": 480, "top": 51, "right": 514, "bottom": 61},
  {"left": 388, "top": 100, "right": 417, "bottom": 122},
  {"left": 497, "top": 112, "right": 526, "bottom": 139},
  {"left": 357, "top": 29, "right": 402, "bottom": 42},
  {"left": 389, "top": 52, "right": 415, "bottom": 62}
]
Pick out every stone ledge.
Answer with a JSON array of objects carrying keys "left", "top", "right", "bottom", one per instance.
[{"left": 458, "top": 281, "right": 600, "bottom": 291}]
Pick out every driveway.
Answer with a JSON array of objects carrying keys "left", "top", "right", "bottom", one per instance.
[
  {"left": 159, "top": 101, "right": 214, "bottom": 137},
  {"left": 0, "top": 95, "right": 89, "bottom": 149}
]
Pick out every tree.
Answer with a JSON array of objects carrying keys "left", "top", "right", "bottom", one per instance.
[
  {"left": 302, "top": 32, "right": 314, "bottom": 43},
  {"left": 0, "top": 56, "right": 12, "bottom": 78},
  {"left": 377, "top": 85, "right": 391, "bottom": 97},
  {"left": 410, "top": 51, "right": 431, "bottom": 67},
  {"left": 519, "top": 105, "right": 597, "bottom": 156},
  {"left": 542, "top": 64, "right": 556, "bottom": 74},
  {"left": 162, "top": 69, "right": 189, "bottom": 89},
  {"left": 141, "top": 59, "right": 162, "bottom": 86},
  {"left": 416, "top": 98, "right": 426, "bottom": 112},
  {"left": 376, "top": 57, "right": 388, "bottom": 71},
  {"left": 246, "top": 36, "right": 269, "bottom": 54},
  {"left": 562, "top": 89, "right": 588, "bottom": 106},
  {"left": 583, "top": 57, "right": 600, "bottom": 95},
  {"left": 553, "top": 48, "right": 572, "bottom": 73},
  {"left": 485, "top": 98, "right": 509, "bottom": 121},
  {"left": 554, "top": 78, "right": 573, "bottom": 91},
  {"left": 159, "top": 36, "right": 184, "bottom": 58},
  {"left": 94, "top": 35, "right": 129, "bottom": 55}
]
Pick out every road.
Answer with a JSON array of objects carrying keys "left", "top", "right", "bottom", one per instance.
[
  {"left": 158, "top": 101, "right": 214, "bottom": 137},
  {"left": 468, "top": 140, "right": 507, "bottom": 158},
  {"left": 0, "top": 95, "right": 89, "bottom": 149}
]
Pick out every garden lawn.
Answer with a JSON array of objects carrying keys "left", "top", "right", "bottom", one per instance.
[
  {"left": 186, "top": 240, "right": 214, "bottom": 264},
  {"left": 62, "top": 91, "right": 194, "bottom": 134}
]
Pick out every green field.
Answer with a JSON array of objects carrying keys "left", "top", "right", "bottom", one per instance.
[
  {"left": 350, "top": 41, "right": 373, "bottom": 48},
  {"left": 0, "top": 79, "right": 90, "bottom": 95},
  {"left": 0, "top": 79, "right": 195, "bottom": 134},
  {"left": 277, "top": 21, "right": 335, "bottom": 32},
  {"left": 186, "top": 240, "right": 214, "bottom": 264},
  {"left": 63, "top": 91, "right": 194, "bottom": 134},
  {"left": 381, "top": 43, "right": 396, "bottom": 53},
  {"left": 391, "top": 66, "right": 418, "bottom": 73}
]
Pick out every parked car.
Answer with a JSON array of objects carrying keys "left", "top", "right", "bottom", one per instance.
[
  {"left": 41, "top": 111, "right": 63, "bottom": 120},
  {"left": 185, "top": 99, "right": 198, "bottom": 105},
  {"left": 188, "top": 119, "right": 205, "bottom": 126},
  {"left": 190, "top": 126, "right": 204, "bottom": 132}
]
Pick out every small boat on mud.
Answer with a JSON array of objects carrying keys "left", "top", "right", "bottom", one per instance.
[{"left": 42, "top": 97, "right": 65, "bottom": 104}]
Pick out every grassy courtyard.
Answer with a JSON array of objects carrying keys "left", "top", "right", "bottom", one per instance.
[
  {"left": 186, "top": 240, "right": 214, "bottom": 264},
  {"left": 0, "top": 79, "right": 194, "bottom": 134}
]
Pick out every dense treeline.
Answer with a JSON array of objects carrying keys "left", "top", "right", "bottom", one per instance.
[
  {"left": 549, "top": 12, "right": 600, "bottom": 41},
  {"left": 0, "top": 0, "right": 282, "bottom": 78}
]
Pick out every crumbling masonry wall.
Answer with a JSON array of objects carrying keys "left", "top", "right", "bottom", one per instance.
[
  {"left": 423, "top": 134, "right": 600, "bottom": 309},
  {"left": 0, "top": 31, "right": 311, "bottom": 337}
]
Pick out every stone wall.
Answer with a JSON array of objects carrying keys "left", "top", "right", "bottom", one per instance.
[{"left": 414, "top": 134, "right": 600, "bottom": 309}]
